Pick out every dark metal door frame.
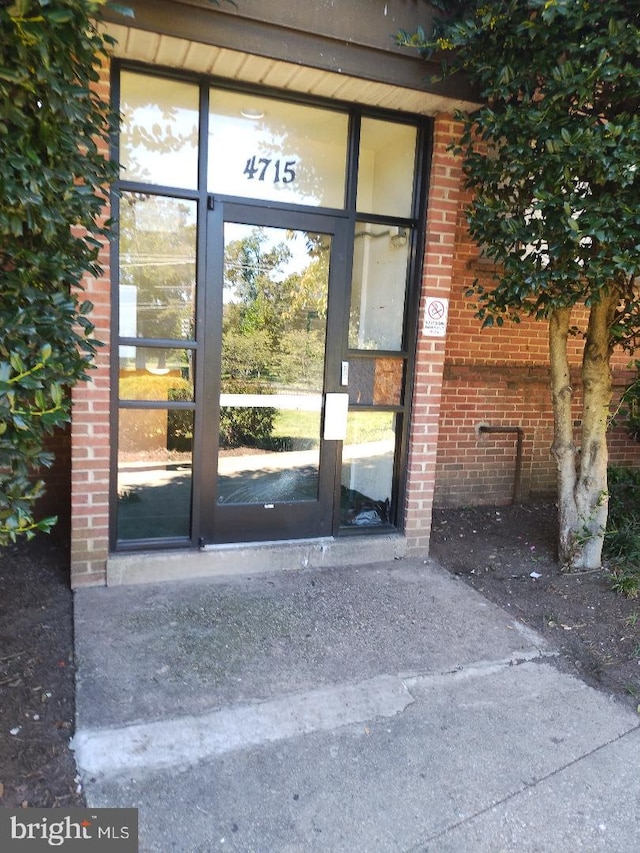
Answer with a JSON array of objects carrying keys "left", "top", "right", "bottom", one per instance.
[{"left": 195, "top": 201, "right": 350, "bottom": 545}]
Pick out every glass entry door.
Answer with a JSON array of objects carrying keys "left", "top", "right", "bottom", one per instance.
[{"left": 198, "top": 205, "right": 348, "bottom": 544}]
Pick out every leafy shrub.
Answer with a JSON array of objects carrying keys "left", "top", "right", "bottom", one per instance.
[
  {"left": 0, "top": 1, "right": 118, "bottom": 543},
  {"left": 620, "top": 361, "right": 640, "bottom": 442},
  {"left": 607, "top": 467, "right": 640, "bottom": 528},
  {"left": 219, "top": 381, "right": 276, "bottom": 449},
  {"left": 167, "top": 384, "right": 193, "bottom": 452},
  {"left": 605, "top": 467, "right": 640, "bottom": 597}
]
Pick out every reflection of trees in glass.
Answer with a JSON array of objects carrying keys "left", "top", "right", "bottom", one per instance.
[
  {"left": 120, "top": 194, "right": 196, "bottom": 343},
  {"left": 121, "top": 107, "right": 197, "bottom": 183},
  {"left": 222, "top": 227, "right": 329, "bottom": 392},
  {"left": 223, "top": 227, "right": 292, "bottom": 346},
  {"left": 119, "top": 74, "right": 198, "bottom": 185}
]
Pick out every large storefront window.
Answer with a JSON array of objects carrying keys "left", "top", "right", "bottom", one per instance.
[{"left": 114, "top": 68, "right": 426, "bottom": 548}]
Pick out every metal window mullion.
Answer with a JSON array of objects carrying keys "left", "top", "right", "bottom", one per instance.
[{"left": 117, "top": 337, "right": 197, "bottom": 349}]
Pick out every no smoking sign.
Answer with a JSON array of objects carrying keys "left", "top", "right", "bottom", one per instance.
[{"left": 423, "top": 297, "right": 449, "bottom": 337}]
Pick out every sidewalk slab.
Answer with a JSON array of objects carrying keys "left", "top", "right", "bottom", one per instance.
[
  {"left": 77, "top": 662, "right": 639, "bottom": 852},
  {"left": 429, "top": 728, "right": 640, "bottom": 853},
  {"left": 73, "top": 557, "right": 640, "bottom": 852}
]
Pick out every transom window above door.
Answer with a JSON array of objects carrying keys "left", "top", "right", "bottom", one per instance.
[
  {"left": 118, "top": 71, "right": 418, "bottom": 214},
  {"left": 119, "top": 72, "right": 200, "bottom": 189},
  {"left": 208, "top": 90, "right": 349, "bottom": 207}
]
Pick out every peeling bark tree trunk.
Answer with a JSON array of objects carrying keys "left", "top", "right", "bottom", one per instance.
[
  {"left": 549, "top": 293, "right": 618, "bottom": 570},
  {"left": 549, "top": 307, "right": 578, "bottom": 565}
]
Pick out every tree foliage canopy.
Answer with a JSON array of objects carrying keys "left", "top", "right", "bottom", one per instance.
[
  {"left": 0, "top": 0, "right": 119, "bottom": 542},
  {"left": 399, "top": 0, "right": 640, "bottom": 341}
]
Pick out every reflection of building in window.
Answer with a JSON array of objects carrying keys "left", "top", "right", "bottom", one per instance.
[{"left": 350, "top": 225, "right": 410, "bottom": 351}]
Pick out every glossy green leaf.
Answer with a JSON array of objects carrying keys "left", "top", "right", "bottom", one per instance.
[{"left": 0, "top": 0, "right": 118, "bottom": 545}]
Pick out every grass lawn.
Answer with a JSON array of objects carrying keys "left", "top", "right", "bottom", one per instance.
[{"left": 273, "top": 408, "right": 396, "bottom": 444}]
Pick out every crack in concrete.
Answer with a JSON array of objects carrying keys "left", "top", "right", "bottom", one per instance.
[
  {"left": 402, "top": 725, "right": 640, "bottom": 852},
  {"left": 73, "top": 649, "right": 551, "bottom": 783},
  {"left": 402, "top": 647, "right": 558, "bottom": 692}
]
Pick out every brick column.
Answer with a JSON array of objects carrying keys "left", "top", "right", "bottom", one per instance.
[
  {"left": 70, "top": 61, "right": 112, "bottom": 587},
  {"left": 404, "top": 114, "right": 465, "bottom": 555}
]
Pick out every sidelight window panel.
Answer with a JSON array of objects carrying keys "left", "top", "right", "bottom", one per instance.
[
  {"left": 348, "top": 357, "right": 403, "bottom": 406},
  {"left": 119, "top": 193, "right": 197, "bottom": 342},
  {"left": 356, "top": 118, "right": 417, "bottom": 217},
  {"left": 117, "top": 410, "right": 194, "bottom": 541},
  {"left": 340, "top": 412, "right": 397, "bottom": 527},
  {"left": 349, "top": 222, "right": 411, "bottom": 351},
  {"left": 119, "top": 348, "right": 194, "bottom": 401}
]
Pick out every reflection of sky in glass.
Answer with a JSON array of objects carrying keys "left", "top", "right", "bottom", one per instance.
[
  {"left": 223, "top": 224, "right": 326, "bottom": 304},
  {"left": 225, "top": 223, "right": 308, "bottom": 273},
  {"left": 121, "top": 104, "right": 198, "bottom": 189},
  {"left": 120, "top": 72, "right": 199, "bottom": 190}
]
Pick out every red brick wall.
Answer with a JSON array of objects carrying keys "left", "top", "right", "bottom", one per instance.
[
  {"left": 36, "top": 426, "right": 71, "bottom": 549},
  {"left": 432, "top": 125, "right": 640, "bottom": 508},
  {"left": 434, "top": 364, "right": 556, "bottom": 507},
  {"left": 404, "top": 115, "right": 464, "bottom": 553},
  {"left": 69, "top": 60, "right": 112, "bottom": 587}
]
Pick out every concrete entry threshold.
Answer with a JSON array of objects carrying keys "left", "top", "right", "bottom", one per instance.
[{"left": 106, "top": 533, "right": 407, "bottom": 585}]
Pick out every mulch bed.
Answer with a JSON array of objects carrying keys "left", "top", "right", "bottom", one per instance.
[
  {"left": 0, "top": 536, "right": 84, "bottom": 808},
  {"left": 431, "top": 502, "right": 640, "bottom": 708}
]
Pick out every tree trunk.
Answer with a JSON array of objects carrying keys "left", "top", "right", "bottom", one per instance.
[
  {"left": 549, "top": 307, "right": 579, "bottom": 565},
  {"left": 573, "top": 293, "right": 617, "bottom": 568},
  {"left": 549, "top": 294, "right": 617, "bottom": 570}
]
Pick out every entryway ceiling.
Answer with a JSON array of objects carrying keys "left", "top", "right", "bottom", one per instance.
[{"left": 103, "top": 22, "right": 477, "bottom": 117}]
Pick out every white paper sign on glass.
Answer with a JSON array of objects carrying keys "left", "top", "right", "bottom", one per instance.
[{"left": 323, "top": 393, "right": 350, "bottom": 440}]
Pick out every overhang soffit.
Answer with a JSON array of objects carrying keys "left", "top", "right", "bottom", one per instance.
[{"left": 102, "top": 0, "right": 479, "bottom": 115}]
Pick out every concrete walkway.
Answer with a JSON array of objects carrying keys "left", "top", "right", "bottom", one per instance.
[{"left": 72, "top": 558, "right": 640, "bottom": 852}]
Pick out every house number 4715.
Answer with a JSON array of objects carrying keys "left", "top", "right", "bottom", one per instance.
[{"left": 243, "top": 156, "right": 296, "bottom": 184}]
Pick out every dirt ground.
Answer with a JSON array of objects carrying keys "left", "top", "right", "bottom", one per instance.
[
  {"left": 431, "top": 502, "right": 640, "bottom": 708},
  {"left": 1, "top": 502, "right": 639, "bottom": 808},
  {"left": 0, "top": 535, "right": 84, "bottom": 809}
]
